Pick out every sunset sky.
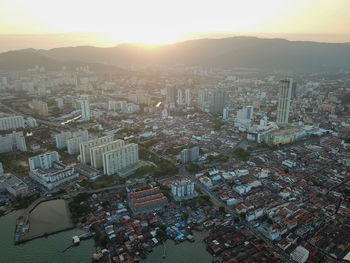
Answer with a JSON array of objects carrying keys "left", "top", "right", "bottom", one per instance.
[{"left": 0, "top": 0, "right": 350, "bottom": 50}]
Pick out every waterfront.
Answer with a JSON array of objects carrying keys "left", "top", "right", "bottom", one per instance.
[
  {"left": 0, "top": 210, "right": 95, "bottom": 263},
  {"left": 1, "top": 210, "right": 212, "bottom": 263},
  {"left": 143, "top": 230, "right": 211, "bottom": 263},
  {"left": 25, "top": 199, "right": 73, "bottom": 240}
]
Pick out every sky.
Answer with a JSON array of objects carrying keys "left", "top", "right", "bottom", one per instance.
[{"left": 0, "top": 0, "right": 350, "bottom": 50}]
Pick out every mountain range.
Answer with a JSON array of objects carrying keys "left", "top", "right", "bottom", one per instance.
[{"left": 1, "top": 36, "right": 350, "bottom": 72}]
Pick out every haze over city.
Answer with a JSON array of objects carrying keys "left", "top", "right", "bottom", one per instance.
[
  {"left": 0, "top": 1, "right": 350, "bottom": 263},
  {"left": 0, "top": 0, "right": 350, "bottom": 52}
]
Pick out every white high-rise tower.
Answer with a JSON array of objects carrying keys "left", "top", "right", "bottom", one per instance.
[
  {"left": 177, "top": 89, "right": 183, "bottom": 105},
  {"left": 80, "top": 98, "right": 91, "bottom": 121},
  {"left": 277, "top": 79, "right": 293, "bottom": 124},
  {"left": 185, "top": 89, "right": 190, "bottom": 106}
]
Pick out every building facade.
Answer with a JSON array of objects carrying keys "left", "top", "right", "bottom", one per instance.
[
  {"left": 102, "top": 143, "right": 139, "bottom": 176},
  {"left": 79, "top": 136, "right": 114, "bottom": 165},
  {"left": 0, "top": 131, "right": 27, "bottom": 153},
  {"left": 210, "top": 90, "right": 226, "bottom": 114},
  {"left": 185, "top": 88, "right": 190, "bottom": 106},
  {"left": 181, "top": 146, "right": 199, "bottom": 164},
  {"left": 0, "top": 116, "right": 25, "bottom": 131},
  {"left": 277, "top": 79, "right": 293, "bottom": 124},
  {"left": 90, "top": 139, "right": 125, "bottom": 169},
  {"left": 171, "top": 179, "right": 195, "bottom": 200},
  {"left": 0, "top": 173, "right": 29, "bottom": 197},
  {"left": 28, "top": 151, "right": 78, "bottom": 190},
  {"left": 80, "top": 98, "right": 91, "bottom": 121}
]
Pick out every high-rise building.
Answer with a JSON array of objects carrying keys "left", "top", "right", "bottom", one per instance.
[
  {"left": 197, "top": 89, "right": 209, "bottom": 111},
  {"left": 210, "top": 90, "right": 226, "bottom": 114},
  {"left": 29, "top": 151, "right": 60, "bottom": 171},
  {"left": 177, "top": 89, "right": 183, "bottom": 105},
  {"left": 55, "top": 130, "right": 88, "bottom": 154},
  {"left": 166, "top": 84, "right": 176, "bottom": 105},
  {"left": 291, "top": 81, "right": 298, "bottom": 99},
  {"left": 28, "top": 151, "right": 78, "bottom": 190},
  {"left": 102, "top": 143, "right": 139, "bottom": 176},
  {"left": 0, "top": 116, "right": 25, "bottom": 131},
  {"left": 90, "top": 139, "right": 125, "bottom": 169},
  {"left": 181, "top": 146, "right": 199, "bottom": 164},
  {"left": 277, "top": 79, "right": 293, "bottom": 124},
  {"left": 32, "top": 100, "right": 49, "bottom": 116},
  {"left": 171, "top": 179, "right": 195, "bottom": 200},
  {"left": 108, "top": 101, "right": 127, "bottom": 112},
  {"left": 79, "top": 136, "right": 114, "bottom": 165},
  {"left": 223, "top": 108, "right": 228, "bottom": 120},
  {"left": 55, "top": 131, "right": 72, "bottom": 149},
  {"left": 185, "top": 88, "right": 190, "bottom": 106},
  {"left": 0, "top": 131, "right": 27, "bottom": 153},
  {"left": 80, "top": 98, "right": 91, "bottom": 121},
  {"left": 74, "top": 74, "right": 80, "bottom": 89}
]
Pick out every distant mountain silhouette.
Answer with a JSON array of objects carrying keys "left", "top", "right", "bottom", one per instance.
[{"left": 1, "top": 37, "right": 350, "bottom": 72}]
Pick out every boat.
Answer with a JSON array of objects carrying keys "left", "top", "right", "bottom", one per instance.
[{"left": 72, "top": 236, "right": 80, "bottom": 245}]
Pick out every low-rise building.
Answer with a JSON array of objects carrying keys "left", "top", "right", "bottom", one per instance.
[
  {"left": 128, "top": 187, "right": 168, "bottom": 214},
  {"left": 0, "top": 173, "right": 29, "bottom": 197},
  {"left": 291, "top": 246, "right": 309, "bottom": 263}
]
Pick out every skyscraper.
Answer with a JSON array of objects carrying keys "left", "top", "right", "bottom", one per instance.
[
  {"left": 277, "top": 79, "right": 293, "bottom": 124},
  {"left": 177, "top": 89, "right": 183, "bottom": 105},
  {"left": 185, "top": 88, "right": 190, "bottom": 106},
  {"left": 80, "top": 98, "right": 91, "bottom": 121},
  {"left": 197, "top": 89, "right": 208, "bottom": 110},
  {"left": 166, "top": 84, "right": 176, "bottom": 106},
  {"left": 210, "top": 90, "right": 226, "bottom": 114}
]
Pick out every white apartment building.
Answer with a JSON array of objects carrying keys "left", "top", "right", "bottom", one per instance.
[
  {"left": 79, "top": 135, "right": 114, "bottom": 164},
  {"left": 90, "top": 139, "right": 125, "bottom": 169},
  {"left": 0, "top": 131, "right": 27, "bottom": 153},
  {"left": 171, "top": 179, "right": 195, "bottom": 200},
  {"left": 185, "top": 88, "right": 190, "bottom": 106},
  {"left": 55, "top": 131, "right": 72, "bottom": 149},
  {"left": 67, "top": 134, "right": 87, "bottom": 155},
  {"left": 0, "top": 116, "right": 25, "bottom": 131},
  {"left": 108, "top": 101, "right": 127, "bottom": 112},
  {"left": 28, "top": 151, "right": 77, "bottom": 190},
  {"left": 277, "top": 79, "right": 293, "bottom": 124},
  {"left": 80, "top": 98, "right": 91, "bottom": 121},
  {"left": 102, "top": 143, "right": 138, "bottom": 176},
  {"left": 177, "top": 89, "right": 183, "bottom": 105},
  {"left": 55, "top": 130, "right": 88, "bottom": 151},
  {"left": 29, "top": 151, "right": 59, "bottom": 171}
]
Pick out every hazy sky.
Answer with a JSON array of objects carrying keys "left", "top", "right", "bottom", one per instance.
[{"left": 1, "top": 0, "right": 350, "bottom": 47}]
